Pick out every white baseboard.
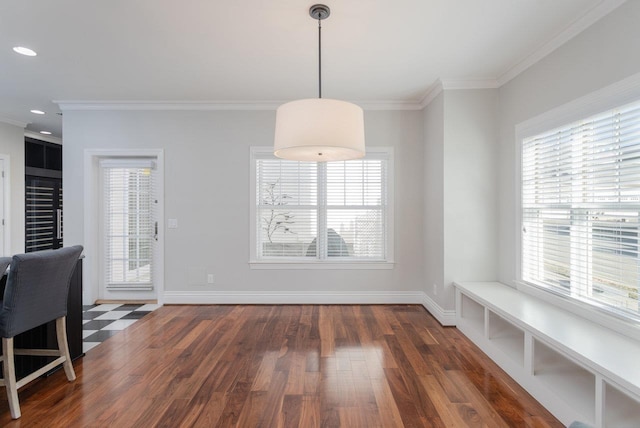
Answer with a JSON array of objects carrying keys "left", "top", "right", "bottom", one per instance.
[
  {"left": 421, "top": 293, "right": 456, "bottom": 326},
  {"left": 162, "top": 291, "right": 456, "bottom": 325},
  {"left": 163, "top": 290, "right": 427, "bottom": 305}
]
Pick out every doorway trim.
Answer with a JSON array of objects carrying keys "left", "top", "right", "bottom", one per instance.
[
  {"left": 0, "top": 154, "right": 10, "bottom": 257},
  {"left": 84, "top": 149, "right": 164, "bottom": 305}
]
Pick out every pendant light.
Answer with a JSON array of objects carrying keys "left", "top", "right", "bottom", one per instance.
[{"left": 274, "top": 4, "right": 365, "bottom": 162}]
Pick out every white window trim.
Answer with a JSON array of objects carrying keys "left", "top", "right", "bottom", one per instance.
[
  {"left": 514, "top": 71, "right": 640, "bottom": 340},
  {"left": 248, "top": 146, "right": 395, "bottom": 270}
]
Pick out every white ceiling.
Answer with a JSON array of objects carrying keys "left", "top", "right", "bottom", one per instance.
[{"left": 0, "top": 0, "right": 625, "bottom": 138}]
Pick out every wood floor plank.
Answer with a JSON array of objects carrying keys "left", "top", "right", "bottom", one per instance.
[
  {"left": 189, "top": 391, "right": 227, "bottom": 427},
  {"left": 369, "top": 376, "right": 405, "bottom": 428},
  {"left": 384, "top": 367, "right": 427, "bottom": 427},
  {"left": 319, "top": 305, "right": 335, "bottom": 358},
  {"left": 298, "top": 395, "right": 321, "bottom": 427},
  {"left": 235, "top": 390, "right": 268, "bottom": 428},
  {"left": 418, "top": 375, "right": 473, "bottom": 428},
  {"left": 426, "top": 354, "right": 467, "bottom": 404},
  {"left": 281, "top": 394, "right": 302, "bottom": 428},
  {"left": 0, "top": 305, "right": 563, "bottom": 427},
  {"left": 284, "top": 352, "right": 307, "bottom": 395}
]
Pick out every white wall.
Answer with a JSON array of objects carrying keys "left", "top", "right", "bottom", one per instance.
[
  {"left": 423, "top": 92, "right": 444, "bottom": 306},
  {"left": 443, "top": 90, "right": 498, "bottom": 303},
  {"left": 422, "top": 89, "right": 499, "bottom": 317},
  {"left": 498, "top": 0, "right": 640, "bottom": 286},
  {"left": 0, "top": 121, "right": 25, "bottom": 255},
  {"left": 63, "top": 109, "right": 425, "bottom": 303}
]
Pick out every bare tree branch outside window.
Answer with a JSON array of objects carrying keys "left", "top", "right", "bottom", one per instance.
[{"left": 261, "top": 180, "right": 296, "bottom": 243}]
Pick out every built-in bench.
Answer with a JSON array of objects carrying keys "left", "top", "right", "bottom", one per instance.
[{"left": 454, "top": 281, "right": 640, "bottom": 428}]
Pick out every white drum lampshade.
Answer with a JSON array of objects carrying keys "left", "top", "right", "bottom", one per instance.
[{"left": 274, "top": 98, "right": 365, "bottom": 162}]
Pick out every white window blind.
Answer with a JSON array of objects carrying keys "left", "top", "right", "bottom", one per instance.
[
  {"left": 101, "top": 159, "right": 156, "bottom": 289},
  {"left": 254, "top": 150, "right": 390, "bottom": 261},
  {"left": 522, "top": 99, "right": 640, "bottom": 319}
]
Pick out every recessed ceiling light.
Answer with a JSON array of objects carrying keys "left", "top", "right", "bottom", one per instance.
[
  {"left": 30, "top": 109, "right": 45, "bottom": 115},
  {"left": 13, "top": 46, "right": 37, "bottom": 56},
  {"left": 39, "top": 131, "right": 52, "bottom": 135}
]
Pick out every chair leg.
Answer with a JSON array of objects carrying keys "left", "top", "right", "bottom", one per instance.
[
  {"left": 56, "top": 317, "right": 76, "bottom": 381},
  {"left": 2, "top": 337, "right": 21, "bottom": 419}
]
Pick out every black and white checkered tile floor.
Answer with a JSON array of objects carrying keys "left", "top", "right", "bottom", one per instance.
[{"left": 82, "top": 303, "right": 160, "bottom": 353}]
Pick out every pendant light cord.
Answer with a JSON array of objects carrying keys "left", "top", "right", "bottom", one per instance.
[{"left": 318, "top": 17, "right": 322, "bottom": 99}]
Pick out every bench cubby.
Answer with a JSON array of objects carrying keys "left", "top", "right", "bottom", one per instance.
[
  {"left": 488, "top": 310, "right": 525, "bottom": 367},
  {"left": 604, "top": 381, "right": 640, "bottom": 428}
]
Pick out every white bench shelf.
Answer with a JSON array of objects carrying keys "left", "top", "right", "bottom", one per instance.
[{"left": 454, "top": 281, "right": 640, "bottom": 428}]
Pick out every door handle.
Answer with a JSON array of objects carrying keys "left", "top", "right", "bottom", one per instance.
[
  {"left": 56, "top": 209, "right": 62, "bottom": 239},
  {"left": 154, "top": 221, "right": 158, "bottom": 241}
]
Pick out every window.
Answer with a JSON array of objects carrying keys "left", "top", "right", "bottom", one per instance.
[
  {"left": 101, "top": 159, "right": 157, "bottom": 289},
  {"left": 521, "top": 99, "right": 640, "bottom": 319},
  {"left": 250, "top": 147, "right": 393, "bottom": 267}
]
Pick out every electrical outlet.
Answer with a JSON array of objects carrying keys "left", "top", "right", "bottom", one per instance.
[
  {"left": 433, "top": 283, "right": 438, "bottom": 295},
  {"left": 207, "top": 274, "right": 214, "bottom": 284}
]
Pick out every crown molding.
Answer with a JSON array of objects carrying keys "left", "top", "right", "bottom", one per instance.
[
  {"left": 497, "top": 0, "right": 627, "bottom": 86},
  {"left": 418, "top": 80, "right": 444, "bottom": 109},
  {"left": 440, "top": 79, "right": 500, "bottom": 90},
  {"left": 24, "top": 130, "right": 62, "bottom": 145},
  {"left": 54, "top": 100, "right": 282, "bottom": 111},
  {"left": 417, "top": 78, "right": 500, "bottom": 109},
  {"left": 54, "top": 99, "right": 424, "bottom": 112},
  {"left": 0, "top": 116, "right": 28, "bottom": 128},
  {"left": 357, "top": 100, "right": 423, "bottom": 110}
]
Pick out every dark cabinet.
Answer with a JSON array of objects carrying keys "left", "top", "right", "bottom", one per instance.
[
  {"left": 25, "top": 176, "right": 63, "bottom": 251},
  {"left": 25, "top": 137, "right": 62, "bottom": 171},
  {"left": 15, "top": 137, "right": 79, "bottom": 377},
  {"left": 25, "top": 138, "right": 63, "bottom": 252}
]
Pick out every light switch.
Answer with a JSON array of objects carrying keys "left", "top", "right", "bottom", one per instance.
[{"left": 168, "top": 218, "right": 178, "bottom": 229}]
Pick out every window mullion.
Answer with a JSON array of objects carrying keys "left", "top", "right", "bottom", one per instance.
[
  {"left": 318, "top": 162, "right": 327, "bottom": 260},
  {"left": 569, "top": 125, "right": 591, "bottom": 299}
]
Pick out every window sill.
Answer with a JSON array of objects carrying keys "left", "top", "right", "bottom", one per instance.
[{"left": 249, "top": 260, "right": 395, "bottom": 270}]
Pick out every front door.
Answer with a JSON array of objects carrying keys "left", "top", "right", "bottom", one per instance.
[{"left": 99, "top": 158, "right": 159, "bottom": 300}]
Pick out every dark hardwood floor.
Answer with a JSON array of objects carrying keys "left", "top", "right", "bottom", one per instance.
[{"left": 0, "top": 305, "right": 562, "bottom": 427}]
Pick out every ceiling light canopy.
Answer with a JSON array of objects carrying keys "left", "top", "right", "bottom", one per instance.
[
  {"left": 13, "top": 46, "right": 37, "bottom": 57},
  {"left": 274, "top": 4, "right": 365, "bottom": 162}
]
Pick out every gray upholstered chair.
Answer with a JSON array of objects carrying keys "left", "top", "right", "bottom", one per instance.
[{"left": 0, "top": 245, "right": 83, "bottom": 419}]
